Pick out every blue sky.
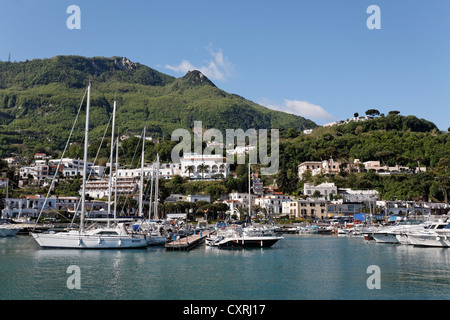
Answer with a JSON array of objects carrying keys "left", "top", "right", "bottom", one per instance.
[{"left": 0, "top": 0, "right": 449, "bottom": 130}]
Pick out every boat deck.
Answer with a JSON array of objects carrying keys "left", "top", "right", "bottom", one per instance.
[{"left": 165, "top": 230, "right": 212, "bottom": 251}]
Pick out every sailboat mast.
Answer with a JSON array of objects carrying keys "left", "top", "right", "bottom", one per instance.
[
  {"left": 148, "top": 163, "right": 154, "bottom": 220},
  {"left": 139, "top": 127, "right": 146, "bottom": 217},
  {"left": 248, "top": 162, "right": 251, "bottom": 220},
  {"left": 80, "top": 83, "right": 91, "bottom": 233},
  {"left": 153, "top": 154, "right": 160, "bottom": 220},
  {"left": 114, "top": 136, "right": 119, "bottom": 220},
  {"left": 107, "top": 101, "right": 116, "bottom": 226}
]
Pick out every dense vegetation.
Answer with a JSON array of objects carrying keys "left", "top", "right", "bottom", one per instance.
[
  {"left": 275, "top": 114, "right": 449, "bottom": 202},
  {"left": 0, "top": 56, "right": 448, "bottom": 205},
  {"left": 0, "top": 55, "right": 316, "bottom": 159}
]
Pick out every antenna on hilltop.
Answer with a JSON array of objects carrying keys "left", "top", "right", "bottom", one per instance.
[{"left": 8, "top": 53, "right": 11, "bottom": 62}]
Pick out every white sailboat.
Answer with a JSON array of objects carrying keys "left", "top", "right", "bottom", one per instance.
[
  {"left": 31, "top": 84, "right": 147, "bottom": 249},
  {"left": 134, "top": 142, "right": 166, "bottom": 246}
]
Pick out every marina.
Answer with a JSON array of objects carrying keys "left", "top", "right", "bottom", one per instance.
[{"left": 1, "top": 230, "right": 450, "bottom": 300}]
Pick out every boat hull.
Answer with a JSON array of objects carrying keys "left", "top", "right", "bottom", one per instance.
[
  {"left": 408, "top": 233, "right": 450, "bottom": 247},
  {"left": 146, "top": 236, "right": 166, "bottom": 246},
  {"left": 372, "top": 232, "right": 399, "bottom": 244},
  {"left": 0, "top": 227, "right": 20, "bottom": 237},
  {"left": 217, "top": 237, "right": 281, "bottom": 248},
  {"left": 31, "top": 232, "right": 147, "bottom": 249}
]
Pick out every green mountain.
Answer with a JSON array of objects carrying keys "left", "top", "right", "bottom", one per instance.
[{"left": 0, "top": 55, "right": 316, "bottom": 157}]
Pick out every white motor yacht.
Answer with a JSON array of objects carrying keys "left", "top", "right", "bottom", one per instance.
[
  {"left": 372, "top": 220, "right": 429, "bottom": 244},
  {"left": 406, "top": 219, "right": 450, "bottom": 247}
]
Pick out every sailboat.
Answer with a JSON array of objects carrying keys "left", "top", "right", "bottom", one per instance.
[
  {"left": 31, "top": 84, "right": 147, "bottom": 249},
  {"left": 133, "top": 141, "right": 166, "bottom": 246}
]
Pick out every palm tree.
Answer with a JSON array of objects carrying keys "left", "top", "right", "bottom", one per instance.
[
  {"left": 185, "top": 165, "right": 195, "bottom": 179},
  {"left": 197, "top": 163, "right": 207, "bottom": 180}
]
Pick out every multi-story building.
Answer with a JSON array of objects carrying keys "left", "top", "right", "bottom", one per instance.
[
  {"left": 116, "top": 163, "right": 181, "bottom": 180},
  {"left": 255, "top": 194, "right": 293, "bottom": 215},
  {"left": 180, "top": 153, "right": 230, "bottom": 179},
  {"left": 303, "top": 182, "right": 338, "bottom": 200},
  {"left": 284, "top": 199, "right": 328, "bottom": 220}
]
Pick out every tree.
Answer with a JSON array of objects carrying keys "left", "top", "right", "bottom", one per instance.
[
  {"left": 185, "top": 165, "right": 195, "bottom": 179},
  {"left": 365, "top": 109, "right": 380, "bottom": 117},
  {"left": 205, "top": 184, "right": 227, "bottom": 202},
  {"left": 197, "top": 163, "right": 207, "bottom": 180},
  {"left": 312, "top": 190, "right": 322, "bottom": 199},
  {"left": 388, "top": 110, "right": 400, "bottom": 115},
  {"left": 354, "top": 112, "right": 359, "bottom": 117}
]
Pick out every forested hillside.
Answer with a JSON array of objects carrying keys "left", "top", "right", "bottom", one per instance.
[
  {"left": 0, "top": 55, "right": 316, "bottom": 158},
  {"left": 275, "top": 113, "right": 449, "bottom": 202}
]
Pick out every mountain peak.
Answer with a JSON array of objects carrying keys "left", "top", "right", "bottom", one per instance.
[
  {"left": 182, "top": 70, "right": 216, "bottom": 87},
  {"left": 113, "top": 56, "right": 136, "bottom": 71}
]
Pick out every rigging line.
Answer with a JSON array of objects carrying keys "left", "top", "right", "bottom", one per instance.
[
  {"left": 33, "top": 87, "right": 88, "bottom": 231},
  {"left": 84, "top": 114, "right": 113, "bottom": 221},
  {"left": 69, "top": 113, "right": 113, "bottom": 228},
  {"left": 117, "top": 133, "right": 144, "bottom": 216}
]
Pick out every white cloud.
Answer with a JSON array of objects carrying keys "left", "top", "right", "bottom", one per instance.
[
  {"left": 165, "top": 44, "right": 233, "bottom": 81},
  {"left": 260, "top": 98, "right": 334, "bottom": 123}
]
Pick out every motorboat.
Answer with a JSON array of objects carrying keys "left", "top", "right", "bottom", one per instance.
[
  {"left": 371, "top": 220, "right": 429, "bottom": 244},
  {"left": 208, "top": 225, "right": 283, "bottom": 248},
  {"left": 406, "top": 219, "right": 450, "bottom": 247}
]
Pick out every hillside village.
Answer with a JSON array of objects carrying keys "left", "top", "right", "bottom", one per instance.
[{"left": 1, "top": 134, "right": 448, "bottom": 224}]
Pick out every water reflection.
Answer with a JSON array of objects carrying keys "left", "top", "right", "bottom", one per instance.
[{"left": 1, "top": 234, "right": 450, "bottom": 299}]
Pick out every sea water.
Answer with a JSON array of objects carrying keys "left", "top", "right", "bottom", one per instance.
[{"left": 1, "top": 234, "right": 449, "bottom": 300}]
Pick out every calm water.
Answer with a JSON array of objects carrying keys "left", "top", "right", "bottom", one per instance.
[{"left": 1, "top": 234, "right": 449, "bottom": 300}]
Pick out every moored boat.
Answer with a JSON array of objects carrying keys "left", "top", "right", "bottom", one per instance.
[
  {"left": 406, "top": 219, "right": 450, "bottom": 247},
  {"left": 30, "top": 84, "right": 147, "bottom": 249}
]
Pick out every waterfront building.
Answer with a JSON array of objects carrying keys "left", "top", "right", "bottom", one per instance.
[
  {"left": 285, "top": 199, "right": 328, "bottom": 220},
  {"left": 255, "top": 194, "right": 293, "bottom": 216},
  {"left": 1, "top": 195, "right": 107, "bottom": 219}
]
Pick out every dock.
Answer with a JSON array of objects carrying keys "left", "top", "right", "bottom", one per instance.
[{"left": 165, "top": 229, "right": 212, "bottom": 251}]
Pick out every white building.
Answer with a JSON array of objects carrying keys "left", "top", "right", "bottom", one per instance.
[
  {"left": 298, "top": 161, "right": 322, "bottom": 179},
  {"left": 84, "top": 178, "right": 138, "bottom": 199},
  {"left": 1, "top": 195, "right": 107, "bottom": 218},
  {"left": 117, "top": 163, "right": 181, "bottom": 180},
  {"left": 255, "top": 194, "right": 293, "bottom": 215},
  {"left": 298, "top": 159, "right": 341, "bottom": 179},
  {"left": 228, "top": 192, "right": 257, "bottom": 206},
  {"left": 339, "top": 188, "right": 379, "bottom": 203},
  {"left": 180, "top": 153, "right": 230, "bottom": 179},
  {"left": 20, "top": 158, "right": 105, "bottom": 184},
  {"left": 304, "top": 182, "right": 338, "bottom": 200},
  {"left": 187, "top": 194, "right": 211, "bottom": 203}
]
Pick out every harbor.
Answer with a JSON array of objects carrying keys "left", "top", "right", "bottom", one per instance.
[{"left": 1, "top": 229, "right": 450, "bottom": 300}]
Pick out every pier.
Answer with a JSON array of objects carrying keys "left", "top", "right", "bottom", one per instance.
[{"left": 165, "top": 229, "right": 212, "bottom": 251}]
